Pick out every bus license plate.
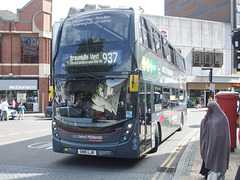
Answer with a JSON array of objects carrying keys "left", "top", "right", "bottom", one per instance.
[{"left": 78, "top": 149, "right": 97, "bottom": 155}]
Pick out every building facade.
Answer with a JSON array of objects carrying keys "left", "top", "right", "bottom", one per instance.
[
  {"left": 164, "top": 0, "right": 231, "bottom": 23},
  {"left": 0, "top": 0, "right": 52, "bottom": 112},
  {"left": 147, "top": 15, "right": 239, "bottom": 106},
  {"left": 163, "top": 0, "right": 240, "bottom": 106}
]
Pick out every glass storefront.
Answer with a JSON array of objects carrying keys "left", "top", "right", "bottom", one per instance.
[
  {"left": 0, "top": 79, "right": 39, "bottom": 112},
  {"left": 189, "top": 88, "right": 228, "bottom": 107}
]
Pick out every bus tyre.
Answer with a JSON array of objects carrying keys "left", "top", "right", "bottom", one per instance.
[{"left": 150, "top": 125, "right": 160, "bottom": 153}]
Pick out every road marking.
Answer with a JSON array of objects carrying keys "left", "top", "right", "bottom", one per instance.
[
  {"left": 28, "top": 141, "right": 52, "bottom": 150},
  {"left": 151, "top": 129, "right": 199, "bottom": 180},
  {"left": 164, "top": 129, "right": 198, "bottom": 167},
  {"left": 38, "top": 129, "right": 49, "bottom": 132},
  {"left": 24, "top": 131, "right": 37, "bottom": 134},
  {"left": 9, "top": 133, "right": 21, "bottom": 136}
]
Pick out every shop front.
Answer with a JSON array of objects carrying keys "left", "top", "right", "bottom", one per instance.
[
  {"left": 188, "top": 83, "right": 231, "bottom": 107},
  {"left": 0, "top": 79, "right": 39, "bottom": 112}
]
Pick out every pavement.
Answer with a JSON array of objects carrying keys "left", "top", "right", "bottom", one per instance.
[{"left": 172, "top": 108, "right": 240, "bottom": 180}]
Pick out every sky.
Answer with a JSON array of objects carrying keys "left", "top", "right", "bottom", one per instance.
[{"left": 1, "top": 0, "right": 164, "bottom": 23}]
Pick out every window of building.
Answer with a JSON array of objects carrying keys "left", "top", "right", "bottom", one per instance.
[
  {"left": 203, "top": 51, "right": 213, "bottom": 67},
  {"left": 213, "top": 52, "right": 223, "bottom": 67},
  {"left": 192, "top": 51, "right": 203, "bottom": 67},
  {"left": 21, "top": 37, "right": 39, "bottom": 63},
  {"left": 192, "top": 48, "right": 223, "bottom": 68}
]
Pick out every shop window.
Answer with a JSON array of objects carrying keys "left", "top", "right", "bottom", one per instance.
[
  {"left": 213, "top": 52, "right": 223, "bottom": 67},
  {"left": 21, "top": 37, "right": 39, "bottom": 63},
  {"left": 192, "top": 51, "right": 203, "bottom": 67}
]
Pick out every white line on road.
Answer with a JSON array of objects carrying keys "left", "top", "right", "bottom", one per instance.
[
  {"left": 38, "top": 129, "right": 49, "bottom": 132},
  {"left": 9, "top": 133, "right": 21, "bottom": 136},
  {"left": 24, "top": 131, "right": 36, "bottom": 134}
]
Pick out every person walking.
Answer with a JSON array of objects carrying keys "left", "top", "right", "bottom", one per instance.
[
  {"left": 11, "top": 99, "right": 16, "bottom": 109},
  {"left": 199, "top": 101, "right": 230, "bottom": 179},
  {"left": 18, "top": 102, "right": 26, "bottom": 120},
  {"left": 1, "top": 99, "right": 9, "bottom": 121}
]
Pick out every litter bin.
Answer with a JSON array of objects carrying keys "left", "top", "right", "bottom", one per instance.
[{"left": 215, "top": 91, "right": 239, "bottom": 150}]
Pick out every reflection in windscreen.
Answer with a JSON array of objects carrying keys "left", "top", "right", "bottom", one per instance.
[
  {"left": 55, "top": 78, "right": 134, "bottom": 124},
  {"left": 60, "top": 12, "right": 130, "bottom": 47}
]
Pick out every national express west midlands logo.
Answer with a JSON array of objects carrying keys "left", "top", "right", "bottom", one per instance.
[{"left": 141, "top": 55, "right": 156, "bottom": 74}]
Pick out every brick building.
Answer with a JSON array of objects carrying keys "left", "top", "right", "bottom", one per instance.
[{"left": 0, "top": 0, "right": 52, "bottom": 112}]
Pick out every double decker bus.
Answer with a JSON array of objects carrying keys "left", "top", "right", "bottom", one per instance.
[{"left": 52, "top": 7, "right": 187, "bottom": 158}]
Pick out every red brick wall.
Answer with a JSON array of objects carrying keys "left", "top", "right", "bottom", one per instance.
[
  {"left": 0, "top": 0, "right": 52, "bottom": 112},
  {"left": 39, "top": 78, "right": 49, "bottom": 112}
]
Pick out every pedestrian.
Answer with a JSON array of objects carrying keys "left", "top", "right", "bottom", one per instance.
[
  {"left": 199, "top": 101, "right": 230, "bottom": 179},
  {"left": 11, "top": 99, "right": 16, "bottom": 109},
  {"left": 18, "top": 102, "right": 26, "bottom": 120},
  {"left": 1, "top": 99, "right": 9, "bottom": 121}
]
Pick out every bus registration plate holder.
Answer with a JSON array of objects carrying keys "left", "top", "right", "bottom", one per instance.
[{"left": 78, "top": 149, "right": 97, "bottom": 155}]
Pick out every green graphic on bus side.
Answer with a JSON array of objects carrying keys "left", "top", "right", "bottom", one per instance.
[{"left": 141, "top": 56, "right": 156, "bottom": 74}]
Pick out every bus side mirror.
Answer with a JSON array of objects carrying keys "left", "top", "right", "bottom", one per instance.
[{"left": 130, "top": 75, "right": 139, "bottom": 92}]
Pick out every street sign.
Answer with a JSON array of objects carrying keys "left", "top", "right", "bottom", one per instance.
[
  {"left": 232, "top": 31, "right": 240, "bottom": 51},
  {"left": 209, "top": 83, "right": 215, "bottom": 91}
]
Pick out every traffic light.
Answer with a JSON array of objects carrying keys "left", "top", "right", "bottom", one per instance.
[{"left": 209, "top": 69, "right": 212, "bottom": 83}]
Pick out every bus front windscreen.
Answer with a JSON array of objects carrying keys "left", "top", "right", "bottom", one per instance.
[
  {"left": 54, "top": 77, "right": 136, "bottom": 126},
  {"left": 55, "top": 10, "right": 133, "bottom": 74}
]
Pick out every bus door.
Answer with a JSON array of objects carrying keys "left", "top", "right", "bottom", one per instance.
[{"left": 139, "top": 82, "right": 152, "bottom": 155}]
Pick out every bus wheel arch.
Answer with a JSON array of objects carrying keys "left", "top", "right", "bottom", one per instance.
[
  {"left": 150, "top": 122, "right": 162, "bottom": 153},
  {"left": 178, "top": 112, "right": 184, "bottom": 131}
]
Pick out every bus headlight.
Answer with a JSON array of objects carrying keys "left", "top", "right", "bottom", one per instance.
[
  {"left": 120, "top": 120, "right": 134, "bottom": 143},
  {"left": 52, "top": 118, "right": 60, "bottom": 140}
]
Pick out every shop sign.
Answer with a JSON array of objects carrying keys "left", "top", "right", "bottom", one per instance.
[
  {"left": 232, "top": 83, "right": 240, "bottom": 87},
  {"left": 0, "top": 79, "right": 38, "bottom": 90},
  {"left": 209, "top": 83, "right": 215, "bottom": 91}
]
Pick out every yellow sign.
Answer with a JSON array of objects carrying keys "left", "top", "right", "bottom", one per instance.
[
  {"left": 49, "top": 86, "right": 53, "bottom": 98},
  {"left": 130, "top": 75, "right": 139, "bottom": 92}
]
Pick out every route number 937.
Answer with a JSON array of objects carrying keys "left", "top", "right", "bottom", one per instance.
[{"left": 102, "top": 52, "right": 118, "bottom": 64}]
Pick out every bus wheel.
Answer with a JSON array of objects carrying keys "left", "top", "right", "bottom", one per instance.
[{"left": 150, "top": 125, "right": 160, "bottom": 153}]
